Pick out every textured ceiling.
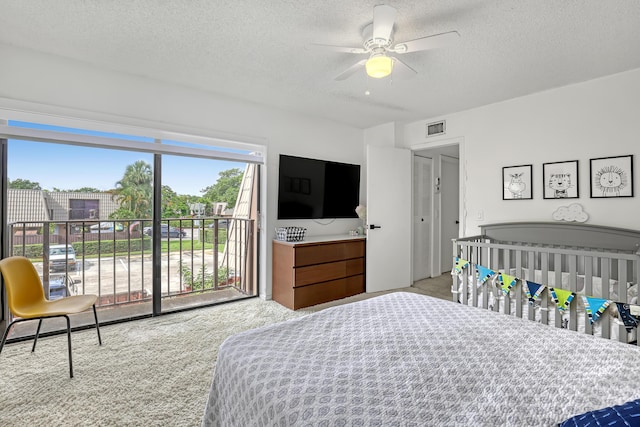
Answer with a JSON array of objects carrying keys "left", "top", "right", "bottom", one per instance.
[{"left": 1, "top": 1, "right": 639, "bottom": 129}]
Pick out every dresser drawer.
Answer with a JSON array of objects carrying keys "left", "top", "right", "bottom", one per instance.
[
  {"left": 294, "top": 240, "right": 365, "bottom": 267},
  {"left": 294, "top": 258, "right": 364, "bottom": 287},
  {"left": 292, "top": 275, "right": 364, "bottom": 309},
  {"left": 272, "top": 237, "right": 366, "bottom": 310}
]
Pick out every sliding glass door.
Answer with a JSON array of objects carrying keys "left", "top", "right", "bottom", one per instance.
[{"left": 1, "top": 119, "right": 262, "bottom": 341}]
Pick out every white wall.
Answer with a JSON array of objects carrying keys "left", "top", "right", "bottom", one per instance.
[
  {"left": 401, "top": 68, "right": 640, "bottom": 236},
  {"left": 363, "top": 122, "right": 397, "bottom": 148},
  {"left": 0, "top": 43, "right": 364, "bottom": 299}
]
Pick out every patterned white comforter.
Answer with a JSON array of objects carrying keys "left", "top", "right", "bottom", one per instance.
[{"left": 202, "top": 292, "right": 640, "bottom": 426}]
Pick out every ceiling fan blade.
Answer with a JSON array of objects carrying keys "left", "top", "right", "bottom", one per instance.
[
  {"left": 390, "top": 57, "right": 417, "bottom": 79},
  {"left": 372, "top": 4, "right": 396, "bottom": 42},
  {"left": 334, "top": 59, "right": 367, "bottom": 81},
  {"left": 308, "top": 43, "right": 367, "bottom": 54},
  {"left": 392, "top": 31, "right": 460, "bottom": 54}
]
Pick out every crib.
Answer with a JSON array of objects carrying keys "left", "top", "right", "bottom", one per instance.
[{"left": 453, "top": 222, "right": 640, "bottom": 343}]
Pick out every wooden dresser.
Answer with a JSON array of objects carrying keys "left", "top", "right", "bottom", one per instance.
[{"left": 272, "top": 235, "right": 366, "bottom": 310}]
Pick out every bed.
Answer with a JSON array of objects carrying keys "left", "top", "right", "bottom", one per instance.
[
  {"left": 453, "top": 222, "right": 640, "bottom": 343},
  {"left": 202, "top": 291, "right": 640, "bottom": 426}
]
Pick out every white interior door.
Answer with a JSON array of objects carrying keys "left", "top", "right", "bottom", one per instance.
[
  {"left": 440, "top": 155, "right": 459, "bottom": 274},
  {"left": 413, "top": 156, "right": 432, "bottom": 281},
  {"left": 366, "top": 145, "right": 412, "bottom": 293}
]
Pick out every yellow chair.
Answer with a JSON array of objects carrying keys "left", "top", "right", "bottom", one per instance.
[{"left": 0, "top": 256, "right": 102, "bottom": 378}]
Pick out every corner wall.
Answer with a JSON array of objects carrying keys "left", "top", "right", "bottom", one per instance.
[
  {"left": 401, "top": 68, "right": 640, "bottom": 236},
  {"left": 0, "top": 43, "right": 365, "bottom": 299}
]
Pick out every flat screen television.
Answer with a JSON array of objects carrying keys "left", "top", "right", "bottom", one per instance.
[{"left": 277, "top": 154, "right": 361, "bottom": 219}]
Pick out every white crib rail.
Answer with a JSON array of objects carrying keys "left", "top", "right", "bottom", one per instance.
[{"left": 453, "top": 236, "right": 640, "bottom": 344}]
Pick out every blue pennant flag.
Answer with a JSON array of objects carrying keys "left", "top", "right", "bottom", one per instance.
[
  {"left": 474, "top": 264, "right": 496, "bottom": 287},
  {"left": 524, "top": 281, "right": 545, "bottom": 304},
  {"left": 616, "top": 303, "right": 640, "bottom": 332},
  {"left": 582, "top": 296, "right": 611, "bottom": 324}
]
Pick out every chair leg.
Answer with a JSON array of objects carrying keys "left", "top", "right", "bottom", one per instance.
[
  {"left": 92, "top": 304, "right": 102, "bottom": 346},
  {"left": 65, "top": 315, "right": 73, "bottom": 378},
  {"left": 32, "top": 319, "right": 43, "bottom": 353},
  {"left": 0, "top": 321, "right": 15, "bottom": 354}
]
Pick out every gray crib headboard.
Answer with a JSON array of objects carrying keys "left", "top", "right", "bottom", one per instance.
[{"left": 479, "top": 222, "right": 640, "bottom": 253}]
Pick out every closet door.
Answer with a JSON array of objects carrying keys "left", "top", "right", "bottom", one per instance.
[
  {"left": 440, "top": 155, "right": 459, "bottom": 274},
  {"left": 413, "top": 155, "right": 432, "bottom": 281}
]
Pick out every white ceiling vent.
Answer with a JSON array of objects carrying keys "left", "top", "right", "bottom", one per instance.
[{"left": 426, "top": 120, "right": 446, "bottom": 137}]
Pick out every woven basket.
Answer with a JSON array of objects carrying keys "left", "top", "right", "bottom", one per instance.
[{"left": 275, "top": 226, "right": 307, "bottom": 242}]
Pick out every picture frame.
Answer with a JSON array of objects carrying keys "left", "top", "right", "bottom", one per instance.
[
  {"left": 502, "top": 164, "right": 533, "bottom": 200},
  {"left": 542, "top": 160, "right": 579, "bottom": 199},
  {"left": 589, "top": 155, "right": 634, "bottom": 198}
]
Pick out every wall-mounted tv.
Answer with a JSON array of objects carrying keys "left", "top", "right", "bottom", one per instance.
[{"left": 277, "top": 154, "right": 361, "bottom": 220}]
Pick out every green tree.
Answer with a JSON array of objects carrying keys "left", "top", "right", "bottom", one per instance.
[
  {"left": 109, "top": 207, "right": 136, "bottom": 220},
  {"left": 161, "top": 185, "right": 191, "bottom": 218},
  {"left": 112, "top": 160, "right": 153, "bottom": 219},
  {"left": 201, "top": 168, "right": 243, "bottom": 211},
  {"left": 8, "top": 178, "right": 41, "bottom": 190}
]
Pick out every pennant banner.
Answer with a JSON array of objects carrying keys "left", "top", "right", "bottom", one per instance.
[
  {"left": 464, "top": 263, "right": 640, "bottom": 332},
  {"left": 498, "top": 273, "right": 518, "bottom": 296},
  {"left": 475, "top": 265, "right": 496, "bottom": 287},
  {"left": 550, "top": 287, "right": 575, "bottom": 312},
  {"left": 616, "top": 303, "right": 640, "bottom": 332},
  {"left": 451, "top": 257, "right": 470, "bottom": 275},
  {"left": 524, "top": 281, "right": 545, "bottom": 305},
  {"left": 582, "top": 296, "right": 611, "bottom": 324}
]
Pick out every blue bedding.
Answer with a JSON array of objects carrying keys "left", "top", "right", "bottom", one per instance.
[{"left": 560, "top": 398, "right": 640, "bottom": 426}]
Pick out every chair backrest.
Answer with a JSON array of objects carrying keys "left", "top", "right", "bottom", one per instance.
[{"left": 0, "top": 256, "right": 46, "bottom": 316}]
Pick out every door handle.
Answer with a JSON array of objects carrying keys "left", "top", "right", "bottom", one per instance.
[{"left": 369, "top": 224, "right": 382, "bottom": 229}]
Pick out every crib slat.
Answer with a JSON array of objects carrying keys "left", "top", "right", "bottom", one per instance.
[
  {"left": 635, "top": 254, "right": 640, "bottom": 347},
  {"left": 487, "top": 246, "right": 499, "bottom": 310},
  {"left": 464, "top": 248, "right": 480, "bottom": 307},
  {"left": 584, "top": 256, "right": 593, "bottom": 336},
  {"left": 618, "top": 261, "right": 628, "bottom": 343},
  {"left": 452, "top": 239, "right": 458, "bottom": 303},
  {"left": 568, "top": 255, "right": 577, "bottom": 331},
  {"left": 541, "top": 252, "right": 549, "bottom": 326},
  {"left": 600, "top": 260, "right": 611, "bottom": 340},
  {"left": 503, "top": 249, "right": 511, "bottom": 315},
  {"left": 504, "top": 250, "right": 522, "bottom": 317},
  {"left": 554, "top": 253, "right": 563, "bottom": 329},
  {"left": 527, "top": 251, "right": 535, "bottom": 321}
]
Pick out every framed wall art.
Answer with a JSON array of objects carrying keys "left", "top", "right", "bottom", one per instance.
[
  {"left": 503, "top": 164, "right": 533, "bottom": 200},
  {"left": 590, "top": 155, "right": 634, "bottom": 198},
  {"left": 542, "top": 160, "right": 579, "bottom": 199}
]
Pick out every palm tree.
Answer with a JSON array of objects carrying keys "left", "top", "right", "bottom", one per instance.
[{"left": 113, "top": 160, "right": 153, "bottom": 219}]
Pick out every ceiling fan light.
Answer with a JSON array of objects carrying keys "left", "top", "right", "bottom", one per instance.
[{"left": 365, "top": 55, "right": 393, "bottom": 78}]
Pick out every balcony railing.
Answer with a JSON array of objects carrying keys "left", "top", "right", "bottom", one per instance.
[{"left": 8, "top": 218, "right": 256, "bottom": 313}]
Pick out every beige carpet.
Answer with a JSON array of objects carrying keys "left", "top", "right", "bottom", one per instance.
[
  {"left": 0, "top": 281, "right": 450, "bottom": 426},
  {"left": 412, "top": 273, "right": 454, "bottom": 301}
]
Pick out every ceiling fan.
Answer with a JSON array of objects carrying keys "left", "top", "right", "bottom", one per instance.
[{"left": 312, "top": 4, "right": 460, "bottom": 81}]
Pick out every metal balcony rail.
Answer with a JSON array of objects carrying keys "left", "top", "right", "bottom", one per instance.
[{"left": 8, "top": 218, "right": 255, "bottom": 310}]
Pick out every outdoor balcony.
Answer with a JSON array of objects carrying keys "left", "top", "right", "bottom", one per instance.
[{"left": 5, "top": 218, "right": 256, "bottom": 341}]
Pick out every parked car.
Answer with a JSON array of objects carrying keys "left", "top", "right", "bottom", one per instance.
[
  {"left": 89, "top": 221, "right": 124, "bottom": 233},
  {"left": 143, "top": 224, "right": 186, "bottom": 238},
  {"left": 49, "top": 244, "right": 77, "bottom": 272},
  {"left": 39, "top": 273, "right": 79, "bottom": 300},
  {"left": 207, "top": 218, "right": 229, "bottom": 228}
]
